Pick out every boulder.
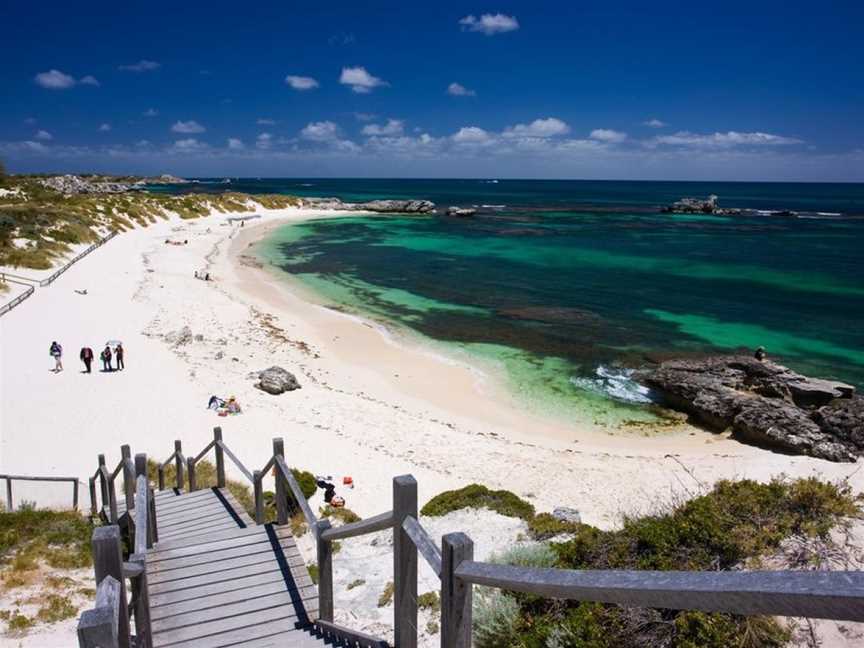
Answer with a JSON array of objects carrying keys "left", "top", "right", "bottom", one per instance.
[
  {"left": 642, "top": 355, "right": 860, "bottom": 462},
  {"left": 255, "top": 366, "right": 301, "bottom": 395},
  {"left": 302, "top": 197, "right": 436, "bottom": 214},
  {"left": 445, "top": 206, "right": 477, "bottom": 217},
  {"left": 552, "top": 507, "right": 582, "bottom": 524}
]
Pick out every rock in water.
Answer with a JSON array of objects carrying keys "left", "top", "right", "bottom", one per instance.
[
  {"left": 642, "top": 355, "right": 860, "bottom": 462},
  {"left": 445, "top": 206, "right": 477, "bottom": 217},
  {"left": 302, "top": 197, "right": 436, "bottom": 214},
  {"left": 255, "top": 366, "right": 301, "bottom": 394}
]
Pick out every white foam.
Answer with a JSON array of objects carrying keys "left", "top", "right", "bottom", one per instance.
[{"left": 570, "top": 365, "right": 653, "bottom": 404}]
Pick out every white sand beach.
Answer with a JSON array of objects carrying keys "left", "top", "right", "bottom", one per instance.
[{"left": 2, "top": 205, "right": 861, "bottom": 529}]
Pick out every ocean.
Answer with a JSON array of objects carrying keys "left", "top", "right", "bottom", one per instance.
[{"left": 168, "top": 179, "right": 864, "bottom": 428}]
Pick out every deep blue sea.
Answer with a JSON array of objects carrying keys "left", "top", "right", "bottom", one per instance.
[{"left": 163, "top": 179, "right": 864, "bottom": 426}]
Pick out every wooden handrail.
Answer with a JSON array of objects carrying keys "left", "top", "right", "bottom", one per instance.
[
  {"left": 216, "top": 440, "right": 253, "bottom": 482},
  {"left": 402, "top": 515, "right": 442, "bottom": 577},
  {"left": 320, "top": 510, "right": 394, "bottom": 542},
  {"left": 2, "top": 474, "right": 80, "bottom": 512},
  {"left": 192, "top": 439, "right": 216, "bottom": 464},
  {"left": 454, "top": 563, "right": 864, "bottom": 622}
]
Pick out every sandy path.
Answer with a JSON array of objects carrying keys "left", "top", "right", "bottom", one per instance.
[{"left": 1, "top": 208, "right": 860, "bottom": 529}]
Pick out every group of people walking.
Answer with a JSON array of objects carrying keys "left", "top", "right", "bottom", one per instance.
[{"left": 49, "top": 341, "right": 125, "bottom": 373}]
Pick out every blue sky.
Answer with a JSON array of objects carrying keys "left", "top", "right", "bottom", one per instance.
[{"left": 2, "top": 1, "right": 863, "bottom": 181}]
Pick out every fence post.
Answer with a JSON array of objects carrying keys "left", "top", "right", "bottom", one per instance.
[
  {"left": 89, "top": 477, "right": 97, "bottom": 516},
  {"left": 148, "top": 488, "right": 158, "bottom": 545},
  {"left": 158, "top": 465, "right": 165, "bottom": 492},
  {"left": 316, "top": 519, "right": 334, "bottom": 622},
  {"left": 129, "top": 553, "right": 152, "bottom": 648},
  {"left": 441, "top": 533, "right": 473, "bottom": 648},
  {"left": 121, "top": 445, "right": 135, "bottom": 512},
  {"left": 272, "top": 438, "right": 287, "bottom": 525},
  {"left": 174, "top": 440, "right": 184, "bottom": 490},
  {"left": 92, "top": 525, "right": 131, "bottom": 648},
  {"left": 5, "top": 478, "right": 11, "bottom": 512},
  {"left": 73, "top": 479, "right": 79, "bottom": 511},
  {"left": 253, "top": 470, "right": 264, "bottom": 524},
  {"left": 187, "top": 457, "right": 197, "bottom": 492},
  {"left": 393, "top": 475, "right": 418, "bottom": 648},
  {"left": 214, "top": 427, "right": 225, "bottom": 488},
  {"left": 98, "top": 454, "right": 109, "bottom": 506}
]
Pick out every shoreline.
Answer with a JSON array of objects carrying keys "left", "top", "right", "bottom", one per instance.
[{"left": 1, "top": 205, "right": 862, "bottom": 532}]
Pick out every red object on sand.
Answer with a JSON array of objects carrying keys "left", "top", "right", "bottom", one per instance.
[{"left": 343, "top": 476, "right": 353, "bottom": 486}]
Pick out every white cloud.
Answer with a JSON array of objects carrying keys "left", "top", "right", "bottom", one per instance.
[
  {"left": 301, "top": 121, "right": 339, "bottom": 141},
  {"left": 135, "top": 140, "right": 151, "bottom": 147},
  {"left": 651, "top": 130, "right": 803, "bottom": 148},
  {"left": 227, "top": 138, "right": 245, "bottom": 150},
  {"left": 79, "top": 75, "right": 100, "bottom": 87},
  {"left": 143, "top": 108, "right": 159, "bottom": 117},
  {"left": 34, "top": 130, "right": 53, "bottom": 141},
  {"left": 459, "top": 13, "right": 519, "bottom": 35},
  {"left": 590, "top": 128, "right": 628, "bottom": 143},
  {"left": 285, "top": 75, "right": 319, "bottom": 90},
  {"left": 257, "top": 118, "right": 277, "bottom": 125},
  {"left": 339, "top": 67, "right": 388, "bottom": 93},
  {"left": 504, "top": 117, "right": 571, "bottom": 138},
  {"left": 171, "top": 120, "right": 206, "bottom": 134},
  {"left": 34, "top": 70, "right": 77, "bottom": 89},
  {"left": 98, "top": 123, "right": 112, "bottom": 132},
  {"left": 24, "top": 117, "right": 37, "bottom": 125},
  {"left": 362, "top": 119, "right": 404, "bottom": 136},
  {"left": 256, "top": 133, "right": 273, "bottom": 150},
  {"left": 644, "top": 118, "right": 666, "bottom": 128},
  {"left": 452, "top": 126, "right": 492, "bottom": 144},
  {"left": 172, "top": 138, "right": 206, "bottom": 152},
  {"left": 119, "top": 60, "right": 161, "bottom": 72},
  {"left": 354, "top": 112, "right": 377, "bottom": 122},
  {"left": 447, "top": 82, "right": 476, "bottom": 97}
]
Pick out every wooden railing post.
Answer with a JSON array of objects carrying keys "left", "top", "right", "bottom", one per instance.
[
  {"left": 393, "top": 475, "right": 418, "bottom": 648},
  {"left": 187, "top": 457, "right": 197, "bottom": 492},
  {"left": 89, "top": 477, "right": 97, "bottom": 516},
  {"left": 148, "top": 487, "right": 158, "bottom": 545},
  {"left": 73, "top": 479, "right": 79, "bottom": 511},
  {"left": 272, "top": 438, "right": 288, "bottom": 525},
  {"left": 98, "top": 454, "right": 109, "bottom": 506},
  {"left": 134, "top": 454, "right": 153, "bottom": 549},
  {"left": 92, "top": 525, "right": 131, "bottom": 648},
  {"left": 174, "top": 440, "right": 184, "bottom": 490},
  {"left": 253, "top": 470, "right": 264, "bottom": 524},
  {"left": 5, "top": 477, "right": 12, "bottom": 512},
  {"left": 441, "top": 533, "right": 473, "bottom": 648},
  {"left": 214, "top": 427, "right": 225, "bottom": 488},
  {"left": 121, "top": 445, "right": 135, "bottom": 512},
  {"left": 129, "top": 553, "right": 152, "bottom": 648},
  {"left": 316, "top": 519, "right": 334, "bottom": 622}
]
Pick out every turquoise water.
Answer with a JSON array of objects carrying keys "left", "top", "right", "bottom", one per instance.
[{"left": 225, "top": 180, "right": 864, "bottom": 426}]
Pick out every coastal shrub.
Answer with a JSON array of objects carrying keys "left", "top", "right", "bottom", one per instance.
[
  {"left": 347, "top": 578, "right": 365, "bottom": 590},
  {"left": 0, "top": 507, "right": 92, "bottom": 571},
  {"left": 492, "top": 477, "right": 857, "bottom": 647},
  {"left": 421, "top": 484, "right": 535, "bottom": 520},
  {"left": 307, "top": 563, "right": 319, "bottom": 584},
  {"left": 417, "top": 591, "right": 440, "bottom": 612},
  {"left": 527, "top": 512, "right": 586, "bottom": 540},
  {"left": 36, "top": 594, "right": 78, "bottom": 623},
  {"left": 378, "top": 581, "right": 395, "bottom": 607},
  {"left": 489, "top": 543, "right": 557, "bottom": 569},
  {"left": 320, "top": 505, "right": 361, "bottom": 524}
]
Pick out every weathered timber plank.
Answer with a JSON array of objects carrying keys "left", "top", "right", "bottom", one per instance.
[
  {"left": 150, "top": 581, "right": 317, "bottom": 621},
  {"left": 154, "top": 622, "right": 322, "bottom": 648},
  {"left": 156, "top": 507, "right": 232, "bottom": 529},
  {"left": 152, "top": 525, "right": 258, "bottom": 550},
  {"left": 152, "top": 605, "right": 314, "bottom": 646},
  {"left": 155, "top": 500, "right": 226, "bottom": 520},
  {"left": 149, "top": 555, "right": 309, "bottom": 594},
  {"left": 156, "top": 518, "right": 240, "bottom": 538},
  {"left": 150, "top": 572, "right": 288, "bottom": 608},
  {"left": 218, "top": 487, "right": 255, "bottom": 526},
  {"left": 154, "top": 497, "right": 222, "bottom": 517},
  {"left": 152, "top": 590, "right": 319, "bottom": 633},
  {"left": 149, "top": 545, "right": 303, "bottom": 584},
  {"left": 148, "top": 527, "right": 294, "bottom": 560},
  {"left": 149, "top": 537, "right": 299, "bottom": 574}
]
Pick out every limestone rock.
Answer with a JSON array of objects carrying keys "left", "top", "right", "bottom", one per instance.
[
  {"left": 254, "top": 366, "right": 301, "bottom": 395},
  {"left": 445, "top": 206, "right": 477, "bottom": 217},
  {"left": 552, "top": 507, "right": 582, "bottom": 524},
  {"left": 165, "top": 325, "right": 193, "bottom": 346},
  {"left": 302, "top": 197, "right": 436, "bottom": 214}
]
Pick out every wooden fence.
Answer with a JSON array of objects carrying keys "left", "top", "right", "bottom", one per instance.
[
  {"left": 79, "top": 430, "right": 864, "bottom": 648},
  {"left": 0, "top": 277, "right": 35, "bottom": 317},
  {"left": 1, "top": 473, "right": 80, "bottom": 511}
]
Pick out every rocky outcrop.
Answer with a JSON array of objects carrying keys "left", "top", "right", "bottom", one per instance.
[
  {"left": 303, "top": 197, "right": 436, "bottom": 214},
  {"left": 253, "top": 366, "right": 301, "bottom": 394},
  {"left": 661, "top": 194, "right": 742, "bottom": 215},
  {"left": 144, "top": 174, "right": 188, "bottom": 185},
  {"left": 445, "top": 206, "right": 477, "bottom": 217},
  {"left": 642, "top": 356, "right": 861, "bottom": 462},
  {"left": 40, "top": 175, "right": 135, "bottom": 195}
]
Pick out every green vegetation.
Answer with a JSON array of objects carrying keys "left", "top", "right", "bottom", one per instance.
[
  {"left": 417, "top": 591, "right": 440, "bottom": 613},
  {"left": 469, "top": 477, "right": 859, "bottom": 648},
  {"left": 377, "top": 581, "right": 395, "bottom": 607},
  {"left": 0, "top": 175, "right": 301, "bottom": 269},
  {"left": 307, "top": 563, "right": 319, "bottom": 584},
  {"left": 421, "top": 484, "right": 535, "bottom": 521},
  {"left": 320, "top": 505, "right": 361, "bottom": 524},
  {"left": 3, "top": 610, "right": 34, "bottom": 634},
  {"left": 0, "top": 505, "right": 93, "bottom": 577},
  {"left": 347, "top": 578, "right": 366, "bottom": 590},
  {"left": 527, "top": 512, "right": 585, "bottom": 540},
  {"left": 425, "top": 620, "right": 439, "bottom": 635},
  {"left": 35, "top": 593, "right": 78, "bottom": 623}
]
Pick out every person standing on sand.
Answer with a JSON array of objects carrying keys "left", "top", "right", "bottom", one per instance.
[
  {"left": 79, "top": 347, "right": 94, "bottom": 373},
  {"left": 101, "top": 345, "right": 113, "bottom": 372},
  {"left": 49, "top": 341, "right": 63, "bottom": 372},
  {"left": 116, "top": 343, "right": 125, "bottom": 370}
]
